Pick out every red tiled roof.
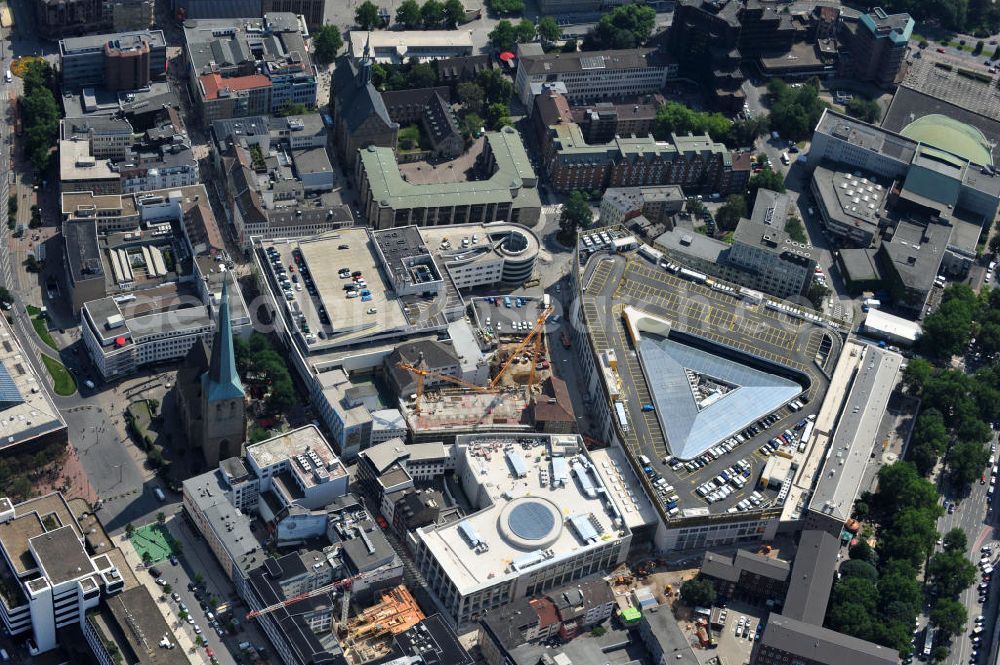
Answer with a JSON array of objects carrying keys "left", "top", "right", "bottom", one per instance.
[
  {"left": 199, "top": 73, "right": 271, "bottom": 100},
  {"left": 529, "top": 597, "right": 560, "bottom": 628}
]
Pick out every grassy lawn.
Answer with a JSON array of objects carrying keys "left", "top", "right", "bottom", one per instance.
[
  {"left": 398, "top": 124, "right": 423, "bottom": 152},
  {"left": 31, "top": 318, "right": 58, "bottom": 351},
  {"left": 40, "top": 355, "right": 76, "bottom": 396},
  {"left": 25, "top": 304, "right": 39, "bottom": 316}
]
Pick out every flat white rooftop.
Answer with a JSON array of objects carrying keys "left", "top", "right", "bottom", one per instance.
[
  {"left": 245, "top": 424, "right": 346, "bottom": 490},
  {"left": 416, "top": 434, "right": 629, "bottom": 595}
]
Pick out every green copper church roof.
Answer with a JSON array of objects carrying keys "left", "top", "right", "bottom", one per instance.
[{"left": 204, "top": 275, "right": 245, "bottom": 402}]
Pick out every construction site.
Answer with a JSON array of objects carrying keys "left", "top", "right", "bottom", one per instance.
[
  {"left": 341, "top": 586, "right": 425, "bottom": 664},
  {"left": 396, "top": 305, "right": 574, "bottom": 440}
]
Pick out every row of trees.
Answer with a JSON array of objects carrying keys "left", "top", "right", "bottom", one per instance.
[
  {"left": 901, "top": 291, "right": 998, "bottom": 489},
  {"left": 21, "top": 60, "right": 59, "bottom": 173},
  {"left": 881, "top": 0, "right": 1000, "bottom": 36},
  {"left": 827, "top": 463, "right": 945, "bottom": 657},
  {"left": 488, "top": 18, "right": 540, "bottom": 50},
  {"left": 356, "top": 0, "right": 465, "bottom": 29},
  {"left": 653, "top": 98, "right": 802, "bottom": 151},
  {"left": 395, "top": 0, "right": 466, "bottom": 29},
  {"left": 581, "top": 4, "right": 656, "bottom": 51}
]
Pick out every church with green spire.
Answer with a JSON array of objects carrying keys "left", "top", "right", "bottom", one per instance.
[{"left": 176, "top": 274, "right": 247, "bottom": 467}]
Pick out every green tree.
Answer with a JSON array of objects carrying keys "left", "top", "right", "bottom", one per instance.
[
  {"left": 715, "top": 195, "right": 746, "bottom": 232},
  {"left": 478, "top": 68, "right": 512, "bottom": 105},
  {"left": 727, "top": 115, "right": 770, "bottom": 147},
  {"left": 407, "top": 61, "right": 438, "bottom": 88},
  {"left": 806, "top": 282, "right": 830, "bottom": 311},
  {"left": 156, "top": 511, "right": 166, "bottom": 524},
  {"left": 845, "top": 97, "right": 881, "bottom": 123},
  {"left": 654, "top": 101, "right": 732, "bottom": 142},
  {"left": 142, "top": 551, "right": 153, "bottom": 565},
  {"left": 514, "top": 18, "right": 536, "bottom": 43},
  {"left": 686, "top": 199, "right": 706, "bottom": 217},
  {"left": 421, "top": 0, "right": 445, "bottom": 26},
  {"left": 312, "top": 25, "right": 343, "bottom": 64},
  {"left": 488, "top": 0, "right": 524, "bottom": 15},
  {"left": 395, "top": 0, "right": 422, "bottom": 27},
  {"left": 462, "top": 112, "right": 484, "bottom": 138},
  {"left": 267, "top": 380, "right": 296, "bottom": 414},
  {"left": 355, "top": 0, "right": 382, "bottom": 29},
  {"left": 444, "top": 0, "right": 465, "bottom": 26},
  {"left": 163, "top": 583, "right": 172, "bottom": 594},
  {"left": 784, "top": 216, "right": 807, "bottom": 243},
  {"left": 928, "top": 549, "right": 977, "bottom": 598},
  {"left": 20, "top": 62, "right": 59, "bottom": 173},
  {"left": 457, "top": 82, "right": 484, "bottom": 113},
  {"left": 930, "top": 597, "right": 968, "bottom": 638},
  {"left": 840, "top": 559, "right": 879, "bottom": 582},
  {"left": 489, "top": 20, "right": 517, "bottom": 50},
  {"left": 946, "top": 439, "right": 990, "bottom": 488},
  {"left": 561, "top": 38, "right": 578, "bottom": 53},
  {"left": 679, "top": 578, "right": 717, "bottom": 607},
  {"left": 766, "top": 78, "right": 829, "bottom": 141},
  {"left": 582, "top": 4, "right": 655, "bottom": 50},
  {"left": 538, "top": 16, "right": 561, "bottom": 42},
  {"left": 901, "top": 357, "right": 932, "bottom": 395},
  {"left": 125, "top": 523, "right": 135, "bottom": 538},
  {"left": 907, "top": 408, "right": 948, "bottom": 476},
  {"left": 277, "top": 102, "right": 311, "bottom": 117},
  {"left": 558, "top": 190, "right": 593, "bottom": 243},
  {"left": 849, "top": 540, "right": 876, "bottom": 564},
  {"left": 828, "top": 575, "right": 878, "bottom": 638},
  {"left": 989, "top": 235, "right": 1000, "bottom": 255},
  {"left": 918, "top": 284, "right": 978, "bottom": 358},
  {"left": 747, "top": 168, "right": 786, "bottom": 206},
  {"left": 486, "top": 102, "right": 511, "bottom": 129}
]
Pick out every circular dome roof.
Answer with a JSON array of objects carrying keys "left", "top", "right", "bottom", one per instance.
[
  {"left": 900, "top": 114, "right": 993, "bottom": 166},
  {"left": 508, "top": 502, "right": 555, "bottom": 540},
  {"left": 498, "top": 497, "right": 562, "bottom": 549}
]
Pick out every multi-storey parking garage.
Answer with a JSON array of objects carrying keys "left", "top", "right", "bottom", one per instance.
[{"left": 571, "top": 227, "right": 847, "bottom": 551}]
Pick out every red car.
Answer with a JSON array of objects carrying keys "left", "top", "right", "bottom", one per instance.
[
  {"left": 206, "top": 647, "right": 214, "bottom": 658},
  {"left": 376, "top": 516, "right": 388, "bottom": 529},
  {"left": 937, "top": 47, "right": 946, "bottom": 53}
]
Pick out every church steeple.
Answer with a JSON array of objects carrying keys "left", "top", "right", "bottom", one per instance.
[
  {"left": 204, "top": 273, "right": 245, "bottom": 401},
  {"left": 358, "top": 32, "right": 373, "bottom": 88}
]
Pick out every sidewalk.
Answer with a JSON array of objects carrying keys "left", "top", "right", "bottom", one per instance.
[{"left": 117, "top": 532, "right": 210, "bottom": 664}]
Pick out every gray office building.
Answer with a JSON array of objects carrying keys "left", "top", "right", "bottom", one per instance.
[
  {"left": 751, "top": 614, "right": 898, "bottom": 665},
  {"left": 59, "top": 29, "right": 167, "bottom": 91}
]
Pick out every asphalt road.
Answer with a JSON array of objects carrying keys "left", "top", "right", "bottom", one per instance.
[{"left": 929, "top": 449, "right": 999, "bottom": 665}]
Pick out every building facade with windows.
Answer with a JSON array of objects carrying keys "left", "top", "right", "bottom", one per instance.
[
  {"left": 413, "top": 434, "right": 631, "bottom": 624},
  {"left": 515, "top": 48, "right": 674, "bottom": 107}
]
